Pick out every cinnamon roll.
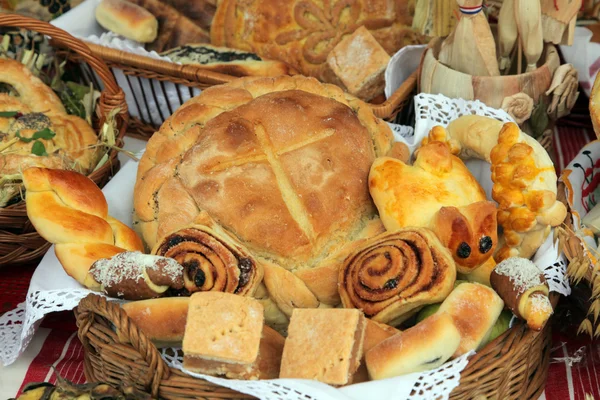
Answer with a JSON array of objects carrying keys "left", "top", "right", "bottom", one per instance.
[
  {"left": 152, "top": 225, "right": 263, "bottom": 296},
  {"left": 338, "top": 228, "right": 456, "bottom": 325}
]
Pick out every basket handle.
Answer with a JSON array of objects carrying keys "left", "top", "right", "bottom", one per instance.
[
  {"left": 371, "top": 70, "right": 417, "bottom": 119},
  {"left": 0, "top": 14, "right": 128, "bottom": 135},
  {"left": 76, "top": 294, "right": 169, "bottom": 397}
]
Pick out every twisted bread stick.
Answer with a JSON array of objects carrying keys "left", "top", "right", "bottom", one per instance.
[
  {"left": 23, "top": 167, "right": 144, "bottom": 287},
  {"left": 424, "top": 115, "right": 566, "bottom": 260}
]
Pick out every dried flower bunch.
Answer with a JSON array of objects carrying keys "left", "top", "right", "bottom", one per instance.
[{"left": 555, "top": 222, "right": 600, "bottom": 338}]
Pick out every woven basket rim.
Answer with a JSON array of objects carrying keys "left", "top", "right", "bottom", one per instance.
[{"left": 0, "top": 14, "right": 129, "bottom": 265}]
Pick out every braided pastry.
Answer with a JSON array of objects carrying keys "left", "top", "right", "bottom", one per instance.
[
  {"left": 0, "top": 59, "right": 99, "bottom": 175},
  {"left": 23, "top": 167, "right": 144, "bottom": 287},
  {"left": 338, "top": 227, "right": 456, "bottom": 325},
  {"left": 424, "top": 115, "right": 567, "bottom": 260}
]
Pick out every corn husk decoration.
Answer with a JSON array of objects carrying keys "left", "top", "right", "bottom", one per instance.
[
  {"left": 515, "top": 0, "right": 544, "bottom": 73},
  {"left": 546, "top": 63, "right": 580, "bottom": 120},
  {"left": 541, "top": 0, "right": 582, "bottom": 45},
  {"left": 438, "top": 0, "right": 500, "bottom": 76},
  {"left": 497, "top": 0, "right": 518, "bottom": 73},
  {"left": 412, "top": 0, "right": 459, "bottom": 37}
]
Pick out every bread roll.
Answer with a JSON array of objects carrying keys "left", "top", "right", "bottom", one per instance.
[
  {"left": 95, "top": 0, "right": 158, "bottom": 43},
  {"left": 89, "top": 251, "right": 185, "bottom": 300},
  {"left": 122, "top": 297, "right": 190, "bottom": 347},
  {"left": 23, "top": 168, "right": 144, "bottom": 288},
  {"left": 0, "top": 59, "right": 99, "bottom": 176},
  {"left": 353, "top": 320, "right": 400, "bottom": 383},
  {"left": 365, "top": 313, "right": 461, "bottom": 380},
  {"left": 127, "top": 0, "right": 210, "bottom": 52},
  {"left": 152, "top": 214, "right": 263, "bottom": 297},
  {"left": 161, "top": 44, "right": 297, "bottom": 77},
  {"left": 438, "top": 282, "right": 504, "bottom": 356}
]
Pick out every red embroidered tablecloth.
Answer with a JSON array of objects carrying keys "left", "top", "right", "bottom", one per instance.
[{"left": 1, "top": 102, "right": 599, "bottom": 399}]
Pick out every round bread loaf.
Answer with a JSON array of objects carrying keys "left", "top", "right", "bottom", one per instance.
[{"left": 133, "top": 75, "right": 394, "bottom": 319}]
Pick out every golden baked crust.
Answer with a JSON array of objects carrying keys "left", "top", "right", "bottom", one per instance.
[
  {"left": 425, "top": 115, "right": 567, "bottom": 261},
  {"left": 280, "top": 308, "right": 366, "bottom": 385},
  {"left": 338, "top": 227, "right": 456, "bottom": 325},
  {"left": 210, "top": 0, "right": 422, "bottom": 82},
  {"left": 0, "top": 59, "right": 98, "bottom": 175},
  {"left": 135, "top": 75, "right": 392, "bottom": 265},
  {"left": 122, "top": 297, "right": 190, "bottom": 346},
  {"left": 365, "top": 312, "right": 461, "bottom": 380},
  {"left": 438, "top": 283, "right": 504, "bottom": 357},
  {"left": 95, "top": 0, "right": 158, "bottom": 43},
  {"left": 369, "top": 141, "right": 498, "bottom": 273},
  {"left": 23, "top": 168, "right": 144, "bottom": 287},
  {"left": 182, "top": 292, "right": 264, "bottom": 379},
  {"left": 135, "top": 75, "right": 393, "bottom": 323}
]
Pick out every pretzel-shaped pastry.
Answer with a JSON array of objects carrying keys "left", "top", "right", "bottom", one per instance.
[
  {"left": 423, "top": 115, "right": 567, "bottom": 260},
  {"left": 23, "top": 167, "right": 144, "bottom": 287}
]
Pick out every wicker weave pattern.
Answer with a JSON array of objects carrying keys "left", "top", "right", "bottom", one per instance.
[
  {"left": 0, "top": 14, "right": 129, "bottom": 267},
  {"left": 79, "top": 43, "right": 417, "bottom": 138},
  {"left": 75, "top": 293, "right": 554, "bottom": 400}
]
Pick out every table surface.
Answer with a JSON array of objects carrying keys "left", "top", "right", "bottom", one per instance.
[{"left": 1, "top": 113, "right": 600, "bottom": 399}]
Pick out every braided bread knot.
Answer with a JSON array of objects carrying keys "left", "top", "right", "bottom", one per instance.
[
  {"left": 423, "top": 116, "right": 566, "bottom": 260},
  {"left": 23, "top": 167, "right": 144, "bottom": 288}
]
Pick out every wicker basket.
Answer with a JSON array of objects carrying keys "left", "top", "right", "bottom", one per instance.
[
  {"left": 75, "top": 293, "right": 556, "bottom": 400},
  {"left": 72, "top": 43, "right": 417, "bottom": 139},
  {"left": 0, "top": 14, "right": 128, "bottom": 267}
]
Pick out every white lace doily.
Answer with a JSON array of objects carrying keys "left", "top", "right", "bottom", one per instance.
[
  {"left": 395, "top": 93, "right": 515, "bottom": 155},
  {"left": 160, "top": 347, "right": 474, "bottom": 400},
  {"left": 387, "top": 122, "right": 414, "bottom": 141},
  {"left": 0, "top": 289, "right": 93, "bottom": 366}
]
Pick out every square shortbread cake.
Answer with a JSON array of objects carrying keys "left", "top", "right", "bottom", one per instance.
[
  {"left": 326, "top": 26, "right": 390, "bottom": 101},
  {"left": 279, "top": 308, "right": 366, "bottom": 385},
  {"left": 182, "top": 292, "right": 264, "bottom": 379}
]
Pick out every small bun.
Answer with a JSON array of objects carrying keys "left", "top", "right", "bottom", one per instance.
[
  {"left": 96, "top": 0, "right": 158, "bottom": 43},
  {"left": 365, "top": 312, "right": 461, "bottom": 380}
]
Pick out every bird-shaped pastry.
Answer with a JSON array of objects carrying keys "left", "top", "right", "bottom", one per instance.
[{"left": 369, "top": 140, "right": 498, "bottom": 274}]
